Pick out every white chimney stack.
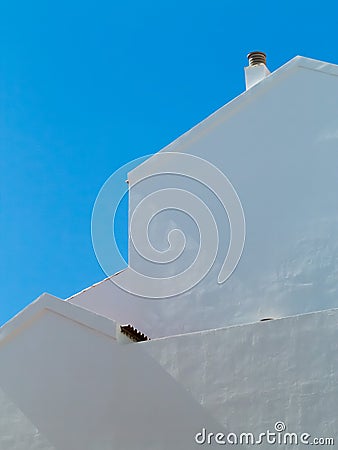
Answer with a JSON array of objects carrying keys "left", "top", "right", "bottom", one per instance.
[{"left": 245, "top": 51, "right": 270, "bottom": 90}]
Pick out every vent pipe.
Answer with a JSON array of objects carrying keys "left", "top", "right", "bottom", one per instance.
[
  {"left": 244, "top": 51, "right": 270, "bottom": 90},
  {"left": 247, "top": 51, "right": 267, "bottom": 67}
]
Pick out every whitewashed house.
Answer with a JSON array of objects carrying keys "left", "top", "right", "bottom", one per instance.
[{"left": 1, "top": 53, "right": 338, "bottom": 449}]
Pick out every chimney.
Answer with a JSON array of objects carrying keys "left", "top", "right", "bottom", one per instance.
[{"left": 245, "top": 51, "right": 270, "bottom": 90}]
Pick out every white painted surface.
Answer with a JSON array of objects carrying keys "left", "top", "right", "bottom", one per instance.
[
  {"left": 143, "top": 307, "right": 338, "bottom": 443},
  {"left": 0, "top": 294, "right": 223, "bottom": 450},
  {"left": 0, "top": 388, "right": 54, "bottom": 450},
  {"left": 69, "top": 56, "right": 338, "bottom": 339},
  {"left": 1, "top": 296, "right": 337, "bottom": 448},
  {"left": 244, "top": 63, "right": 270, "bottom": 89}
]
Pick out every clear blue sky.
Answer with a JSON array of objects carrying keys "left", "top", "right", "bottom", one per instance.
[{"left": 1, "top": 0, "right": 337, "bottom": 325}]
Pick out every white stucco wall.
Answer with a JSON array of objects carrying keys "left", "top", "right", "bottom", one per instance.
[
  {"left": 0, "top": 294, "right": 224, "bottom": 450},
  {"left": 69, "top": 56, "right": 338, "bottom": 339},
  {"left": 0, "top": 388, "right": 54, "bottom": 450},
  {"left": 2, "top": 295, "right": 337, "bottom": 448},
  {"left": 143, "top": 307, "right": 338, "bottom": 445}
]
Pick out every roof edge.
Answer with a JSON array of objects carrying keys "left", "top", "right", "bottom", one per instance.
[
  {"left": 143, "top": 305, "right": 338, "bottom": 344},
  {"left": 128, "top": 55, "right": 338, "bottom": 184},
  {"left": 0, "top": 293, "right": 118, "bottom": 345},
  {"left": 66, "top": 269, "right": 127, "bottom": 301}
]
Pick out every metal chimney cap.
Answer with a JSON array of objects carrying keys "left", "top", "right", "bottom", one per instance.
[{"left": 247, "top": 51, "right": 267, "bottom": 67}]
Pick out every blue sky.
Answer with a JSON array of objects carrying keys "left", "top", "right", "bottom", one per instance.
[{"left": 1, "top": 0, "right": 337, "bottom": 325}]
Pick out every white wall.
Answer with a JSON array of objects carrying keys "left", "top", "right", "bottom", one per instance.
[
  {"left": 69, "top": 56, "right": 338, "bottom": 339},
  {"left": 0, "top": 388, "right": 54, "bottom": 450},
  {"left": 0, "top": 294, "right": 224, "bottom": 450},
  {"left": 1, "top": 299, "right": 338, "bottom": 448},
  {"left": 143, "top": 307, "right": 338, "bottom": 444}
]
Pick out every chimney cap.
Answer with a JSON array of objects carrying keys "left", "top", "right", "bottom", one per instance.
[{"left": 247, "top": 51, "right": 267, "bottom": 67}]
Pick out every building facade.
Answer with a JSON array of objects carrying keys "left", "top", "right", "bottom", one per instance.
[{"left": 1, "top": 54, "right": 338, "bottom": 449}]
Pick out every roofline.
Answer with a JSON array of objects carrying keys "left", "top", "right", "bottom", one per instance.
[
  {"left": 66, "top": 269, "right": 127, "bottom": 301},
  {"left": 0, "top": 293, "right": 118, "bottom": 345},
  {"left": 128, "top": 55, "right": 338, "bottom": 184},
  {"left": 143, "top": 305, "right": 338, "bottom": 344}
]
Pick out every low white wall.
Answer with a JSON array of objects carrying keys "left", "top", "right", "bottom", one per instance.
[
  {"left": 0, "top": 294, "right": 223, "bottom": 450},
  {"left": 144, "top": 307, "right": 338, "bottom": 443}
]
